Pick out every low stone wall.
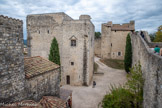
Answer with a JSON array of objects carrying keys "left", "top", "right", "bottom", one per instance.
[
  {"left": 131, "top": 33, "right": 162, "bottom": 108},
  {"left": 25, "top": 68, "right": 60, "bottom": 101},
  {"left": 94, "top": 38, "right": 101, "bottom": 57}
]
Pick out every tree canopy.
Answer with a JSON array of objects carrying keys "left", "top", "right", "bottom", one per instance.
[
  {"left": 95, "top": 32, "right": 101, "bottom": 39},
  {"left": 154, "top": 25, "right": 162, "bottom": 42}
]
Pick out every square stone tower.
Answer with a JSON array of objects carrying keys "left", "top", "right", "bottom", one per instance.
[
  {"left": 101, "top": 21, "right": 135, "bottom": 60},
  {"left": 0, "top": 15, "right": 25, "bottom": 103},
  {"left": 27, "top": 13, "right": 94, "bottom": 86}
]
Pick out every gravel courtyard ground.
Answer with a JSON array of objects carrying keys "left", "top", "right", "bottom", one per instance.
[{"left": 61, "top": 57, "right": 127, "bottom": 108}]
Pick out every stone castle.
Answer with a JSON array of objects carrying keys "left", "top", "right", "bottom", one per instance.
[
  {"left": 1, "top": 12, "right": 162, "bottom": 108},
  {"left": 27, "top": 12, "right": 94, "bottom": 86},
  {"left": 95, "top": 21, "right": 135, "bottom": 60}
]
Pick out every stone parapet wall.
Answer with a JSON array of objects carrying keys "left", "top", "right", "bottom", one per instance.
[
  {"left": 131, "top": 33, "right": 162, "bottom": 108},
  {"left": 0, "top": 15, "right": 25, "bottom": 103}
]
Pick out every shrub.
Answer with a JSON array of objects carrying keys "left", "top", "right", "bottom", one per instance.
[
  {"left": 49, "top": 37, "right": 60, "bottom": 65},
  {"left": 102, "top": 86, "right": 134, "bottom": 108},
  {"left": 126, "top": 63, "right": 144, "bottom": 108},
  {"left": 124, "top": 33, "right": 132, "bottom": 73},
  {"left": 102, "top": 63, "right": 144, "bottom": 108}
]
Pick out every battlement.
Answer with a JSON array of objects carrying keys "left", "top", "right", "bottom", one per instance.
[
  {"left": 0, "top": 15, "right": 23, "bottom": 24},
  {"left": 79, "top": 15, "right": 91, "bottom": 20},
  {"left": 103, "top": 21, "right": 135, "bottom": 31}
]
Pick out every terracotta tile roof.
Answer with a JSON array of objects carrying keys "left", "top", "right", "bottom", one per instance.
[
  {"left": 24, "top": 56, "right": 60, "bottom": 79},
  {"left": 60, "top": 88, "right": 72, "bottom": 101},
  {"left": 40, "top": 96, "right": 66, "bottom": 108}
]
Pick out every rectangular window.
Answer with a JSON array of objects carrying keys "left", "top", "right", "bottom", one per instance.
[
  {"left": 118, "top": 52, "right": 121, "bottom": 56},
  {"left": 71, "top": 62, "right": 74, "bottom": 65},
  {"left": 71, "top": 40, "right": 76, "bottom": 46}
]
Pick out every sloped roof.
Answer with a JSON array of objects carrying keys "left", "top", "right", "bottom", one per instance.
[
  {"left": 24, "top": 56, "right": 60, "bottom": 79},
  {"left": 40, "top": 96, "right": 66, "bottom": 108}
]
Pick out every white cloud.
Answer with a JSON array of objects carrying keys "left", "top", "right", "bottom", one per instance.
[{"left": 0, "top": 0, "right": 162, "bottom": 39}]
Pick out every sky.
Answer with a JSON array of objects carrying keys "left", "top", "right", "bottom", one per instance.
[{"left": 0, "top": 0, "right": 162, "bottom": 39}]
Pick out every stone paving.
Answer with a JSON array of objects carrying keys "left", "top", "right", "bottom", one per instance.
[{"left": 61, "top": 57, "right": 127, "bottom": 108}]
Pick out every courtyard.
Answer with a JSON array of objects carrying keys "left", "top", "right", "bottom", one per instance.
[{"left": 61, "top": 57, "right": 127, "bottom": 108}]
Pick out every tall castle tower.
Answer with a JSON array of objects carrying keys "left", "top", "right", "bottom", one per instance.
[
  {"left": 0, "top": 15, "right": 25, "bottom": 102},
  {"left": 27, "top": 13, "right": 94, "bottom": 86},
  {"left": 101, "top": 21, "right": 135, "bottom": 60}
]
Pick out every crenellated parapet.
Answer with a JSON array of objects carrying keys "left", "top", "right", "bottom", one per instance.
[{"left": 0, "top": 15, "right": 23, "bottom": 24}]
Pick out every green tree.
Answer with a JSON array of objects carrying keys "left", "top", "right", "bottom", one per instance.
[
  {"left": 154, "top": 25, "right": 162, "bottom": 42},
  {"left": 149, "top": 32, "right": 156, "bottom": 42},
  {"left": 124, "top": 33, "right": 132, "bottom": 73},
  {"left": 49, "top": 37, "right": 60, "bottom": 65},
  {"left": 95, "top": 32, "right": 101, "bottom": 39}
]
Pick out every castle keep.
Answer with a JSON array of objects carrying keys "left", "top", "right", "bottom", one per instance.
[
  {"left": 100, "top": 21, "right": 135, "bottom": 60},
  {"left": 0, "top": 15, "right": 25, "bottom": 102},
  {"left": 27, "top": 12, "right": 94, "bottom": 86}
]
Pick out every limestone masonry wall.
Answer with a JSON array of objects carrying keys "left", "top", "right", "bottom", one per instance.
[
  {"left": 27, "top": 13, "right": 94, "bottom": 86},
  {"left": 131, "top": 33, "right": 162, "bottom": 108},
  {"left": 25, "top": 68, "right": 60, "bottom": 101},
  {"left": 0, "top": 15, "right": 26, "bottom": 103}
]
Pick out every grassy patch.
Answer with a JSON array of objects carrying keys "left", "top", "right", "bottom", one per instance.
[
  {"left": 100, "top": 59, "right": 124, "bottom": 70},
  {"left": 94, "top": 62, "right": 99, "bottom": 73}
]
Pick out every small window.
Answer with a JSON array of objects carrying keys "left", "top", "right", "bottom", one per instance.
[
  {"left": 118, "top": 52, "right": 121, "bottom": 56},
  {"left": 71, "top": 62, "right": 74, "bottom": 65},
  {"left": 71, "top": 40, "right": 76, "bottom": 46},
  {"left": 111, "top": 43, "right": 112, "bottom": 47},
  {"left": 39, "top": 30, "right": 40, "bottom": 34},
  {"left": 47, "top": 30, "right": 49, "bottom": 34},
  {"left": 115, "top": 30, "right": 117, "bottom": 32}
]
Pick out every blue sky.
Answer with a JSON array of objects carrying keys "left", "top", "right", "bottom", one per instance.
[{"left": 0, "top": 0, "right": 162, "bottom": 39}]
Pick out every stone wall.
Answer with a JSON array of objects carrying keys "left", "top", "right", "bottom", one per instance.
[
  {"left": 94, "top": 38, "right": 101, "bottom": 57},
  {"left": 131, "top": 33, "right": 162, "bottom": 108},
  {"left": 0, "top": 15, "right": 26, "bottom": 103},
  {"left": 25, "top": 68, "right": 60, "bottom": 101}
]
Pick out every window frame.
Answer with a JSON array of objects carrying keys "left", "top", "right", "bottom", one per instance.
[{"left": 71, "top": 40, "right": 76, "bottom": 47}]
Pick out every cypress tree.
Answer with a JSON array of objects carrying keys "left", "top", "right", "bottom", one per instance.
[
  {"left": 124, "top": 33, "right": 132, "bottom": 73},
  {"left": 49, "top": 37, "right": 60, "bottom": 65}
]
